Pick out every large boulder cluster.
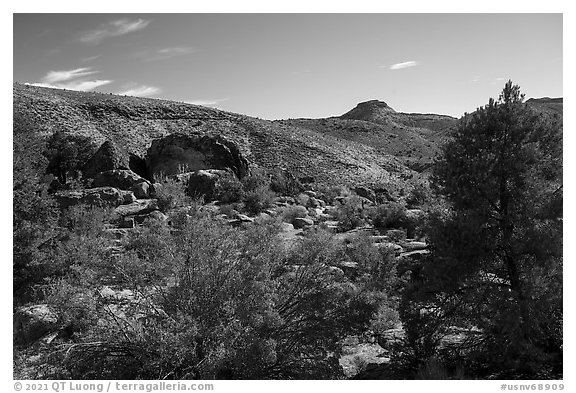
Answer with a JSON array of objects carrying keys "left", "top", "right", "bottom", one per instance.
[{"left": 50, "top": 134, "right": 250, "bottom": 228}]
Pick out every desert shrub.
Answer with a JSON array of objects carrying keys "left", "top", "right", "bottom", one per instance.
[
  {"left": 406, "top": 182, "right": 430, "bottom": 208},
  {"left": 336, "top": 195, "right": 369, "bottom": 231},
  {"left": 39, "top": 218, "right": 379, "bottom": 379},
  {"left": 59, "top": 205, "right": 113, "bottom": 237},
  {"left": 296, "top": 193, "right": 310, "bottom": 206},
  {"left": 217, "top": 175, "right": 244, "bottom": 204},
  {"left": 14, "top": 113, "right": 60, "bottom": 303},
  {"left": 371, "top": 202, "right": 407, "bottom": 229},
  {"left": 241, "top": 168, "right": 270, "bottom": 193},
  {"left": 152, "top": 176, "right": 191, "bottom": 213},
  {"left": 269, "top": 168, "right": 302, "bottom": 196},
  {"left": 280, "top": 205, "right": 308, "bottom": 223},
  {"left": 387, "top": 229, "right": 407, "bottom": 243},
  {"left": 243, "top": 187, "right": 275, "bottom": 215},
  {"left": 370, "top": 303, "right": 401, "bottom": 336},
  {"left": 342, "top": 232, "right": 398, "bottom": 292},
  {"left": 219, "top": 203, "right": 239, "bottom": 217},
  {"left": 44, "top": 130, "right": 98, "bottom": 187},
  {"left": 313, "top": 185, "right": 347, "bottom": 205}
]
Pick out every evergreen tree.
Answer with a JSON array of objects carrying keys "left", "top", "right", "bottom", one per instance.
[{"left": 401, "top": 81, "right": 562, "bottom": 376}]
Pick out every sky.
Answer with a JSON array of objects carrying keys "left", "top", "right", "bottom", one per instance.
[{"left": 13, "top": 13, "right": 562, "bottom": 119}]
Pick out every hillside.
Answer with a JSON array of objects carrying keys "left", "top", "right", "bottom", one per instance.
[
  {"left": 278, "top": 100, "right": 458, "bottom": 172},
  {"left": 14, "top": 83, "right": 425, "bottom": 194},
  {"left": 526, "top": 97, "right": 563, "bottom": 117},
  {"left": 13, "top": 84, "right": 561, "bottom": 190}
]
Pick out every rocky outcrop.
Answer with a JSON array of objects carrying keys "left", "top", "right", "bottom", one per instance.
[
  {"left": 292, "top": 217, "right": 314, "bottom": 229},
  {"left": 82, "top": 140, "right": 131, "bottom": 180},
  {"left": 93, "top": 169, "right": 152, "bottom": 198},
  {"left": 146, "top": 133, "right": 249, "bottom": 180},
  {"left": 14, "top": 305, "right": 59, "bottom": 345},
  {"left": 114, "top": 199, "right": 159, "bottom": 217},
  {"left": 186, "top": 169, "right": 238, "bottom": 202},
  {"left": 54, "top": 187, "right": 124, "bottom": 209}
]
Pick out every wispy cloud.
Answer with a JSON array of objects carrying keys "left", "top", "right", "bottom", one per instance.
[
  {"left": 81, "top": 55, "right": 101, "bottom": 63},
  {"left": 26, "top": 67, "right": 112, "bottom": 91},
  {"left": 185, "top": 98, "right": 230, "bottom": 107},
  {"left": 388, "top": 61, "right": 418, "bottom": 70},
  {"left": 470, "top": 76, "right": 482, "bottom": 83},
  {"left": 142, "top": 47, "right": 198, "bottom": 62},
  {"left": 42, "top": 67, "right": 98, "bottom": 84},
  {"left": 80, "top": 18, "right": 150, "bottom": 44},
  {"left": 117, "top": 85, "right": 161, "bottom": 97}
]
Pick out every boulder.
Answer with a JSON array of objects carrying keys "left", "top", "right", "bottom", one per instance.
[
  {"left": 401, "top": 241, "right": 427, "bottom": 252},
  {"left": 82, "top": 140, "right": 131, "bottom": 180},
  {"left": 14, "top": 304, "right": 59, "bottom": 345},
  {"left": 304, "top": 190, "right": 317, "bottom": 198},
  {"left": 54, "top": 187, "right": 124, "bottom": 209},
  {"left": 119, "top": 190, "right": 137, "bottom": 205},
  {"left": 93, "top": 169, "right": 150, "bottom": 192},
  {"left": 292, "top": 217, "right": 314, "bottom": 229},
  {"left": 307, "top": 197, "right": 321, "bottom": 208},
  {"left": 146, "top": 133, "right": 249, "bottom": 180},
  {"left": 337, "top": 261, "right": 360, "bottom": 279},
  {"left": 275, "top": 196, "right": 296, "bottom": 205},
  {"left": 376, "top": 328, "right": 405, "bottom": 351},
  {"left": 228, "top": 213, "right": 255, "bottom": 227},
  {"left": 114, "top": 199, "right": 159, "bottom": 217},
  {"left": 186, "top": 169, "right": 238, "bottom": 202},
  {"left": 354, "top": 186, "right": 376, "bottom": 202},
  {"left": 119, "top": 216, "right": 135, "bottom": 228},
  {"left": 235, "top": 213, "right": 254, "bottom": 223},
  {"left": 131, "top": 181, "right": 151, "bottom": 199},
  {"left": 376, "top": 242, "right": 404, "bottom": 254}
]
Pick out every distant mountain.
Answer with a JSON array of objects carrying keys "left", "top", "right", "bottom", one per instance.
[{"left": 279, "top": 100, "right": 458, "bottom": 172}]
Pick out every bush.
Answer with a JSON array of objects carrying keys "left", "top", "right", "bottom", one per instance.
[
  {"left": 241, "top": 168, "right": 270, "bottom": 193},
  {"left": 280, "top": 205, "right": 308, "bottom": 223},
  {"left": 371, "top": 202, "right": 407, "bottom": 230},
  {"left": 217, "top": 175, "right": 244, "bottom": 204},
  {"left": 269, "top": 168, "right": 302, "bottom": 196},
  {"left": 38, "top": 217, "right": 381, "bottom": 379},
  {"left": 14, "top": 113, "right": 60, "bottom": 303},
  {"left": 44, "top": 130, "right": 98, "bottom": 187},
  {"left": 406, "top": 183, "right": 430, "bottom": 208},
  {"left": 243, "top": 187, "right": 275, "bottom": 215},
  {"left": 335, "top": 195, "right": 369, "bottom": 231},
  {"left": 59, "top": 205, "right": 113, "bottom": 237},
  {"left": 153, "top": 176, "right": 191, "bottom": 213}
]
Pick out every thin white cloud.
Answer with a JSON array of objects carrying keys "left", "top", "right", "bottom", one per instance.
[
  {"left": 185, "top": 98, "right": 230, "bottom": 107},
  {"left": 388, "top": 61, "right": 418, "bottom": 70},
  {"left": 81, "top": 55, "right": 101, "bottom": 63},
  {"left": 144, "top": 47, "right": 198, "bottom": 61},
  {"left": 470, "top": 76, "right": 482, "bottom": 83},
  {"left": 80, "top": 18, "right": 150, "bottom": 44},
  {"left": 26, "top": 67, "right": 112, "bottom": 92},
  {"left": 43, "top": 67, "right": 98, "bottom": 84},
  {"left": 27, "top": 80, "right": 112, "bottom": 91},
  {"left": 117, "top": 85, "right": 161, "bottom": 97}
]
